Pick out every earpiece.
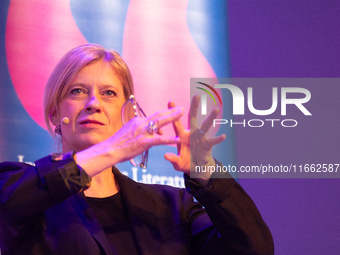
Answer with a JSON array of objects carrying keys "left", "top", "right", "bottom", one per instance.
[{"left": 61, "top": 117, "right": 70, "bottom": 125}]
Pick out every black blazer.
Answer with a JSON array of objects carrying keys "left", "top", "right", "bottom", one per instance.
[{"left": 0, "top": 156, "right": 273, "bottom": 254}]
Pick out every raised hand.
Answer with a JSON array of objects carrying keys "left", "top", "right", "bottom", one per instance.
[
  {"left": 110, "top": 106, "right": 184, "bottom": 164},
  {"left": 164, "top": 95, "right": 226, "bottom": 185},
  {"left": 75, "top": 106, "right": 183, "bottom": 178}
]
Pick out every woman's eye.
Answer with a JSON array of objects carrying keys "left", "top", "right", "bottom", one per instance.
[
  {"left": 104, "top": 90, "right": 117, "bottom": 97},
  {"left": 71, "top": 88, "right": 84, "bottom": 94}
]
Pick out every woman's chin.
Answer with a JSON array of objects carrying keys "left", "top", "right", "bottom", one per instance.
[{"left": 62, "top": 137, "right": 106, "bottom": 152}]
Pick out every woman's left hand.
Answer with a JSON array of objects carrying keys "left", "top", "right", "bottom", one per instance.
[{"left": 164, "top": 95, "right": 226, "bottom": 186}]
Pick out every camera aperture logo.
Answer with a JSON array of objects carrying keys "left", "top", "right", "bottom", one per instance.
[
  {"left": 195, "top": 81, "right": 312, "bottom": 128},
  {"left": 196, "top": 82, "right": 223, "bottom": 115}
]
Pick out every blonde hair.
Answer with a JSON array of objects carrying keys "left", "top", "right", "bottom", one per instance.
[{"left": 43, "top": 44, "right": 134, "bottom": 136}]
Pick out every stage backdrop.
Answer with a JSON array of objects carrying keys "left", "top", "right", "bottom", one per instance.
[
  {"left": 1, "top": 0, "right": 233, "bottom": 187},
  {"left": 1, "top": 1, "right": 340, "bottom": 254}
]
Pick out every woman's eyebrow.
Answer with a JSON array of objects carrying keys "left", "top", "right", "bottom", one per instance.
[
  {"left": 100, "top": 84, "right": 119, "bottom": 89},
  {"left": 69, "top": 83, "right": 87, "bottom": 88}
]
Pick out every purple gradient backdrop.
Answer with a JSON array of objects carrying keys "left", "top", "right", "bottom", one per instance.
[{"left": 228, "top": 1, "right": 340, "bottom": 254}]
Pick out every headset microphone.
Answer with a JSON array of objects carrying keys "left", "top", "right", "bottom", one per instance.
[{"left": 61, "top": 117, "right": 70, "bottom": 125}]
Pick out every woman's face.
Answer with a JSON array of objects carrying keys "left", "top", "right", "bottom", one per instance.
[{"left": 56, "top": 59, "right": 126, "bottom": 152}]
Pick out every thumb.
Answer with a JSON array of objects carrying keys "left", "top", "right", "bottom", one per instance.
[{"left": 164, "top": 153, "right": 181, "bottom": 169}]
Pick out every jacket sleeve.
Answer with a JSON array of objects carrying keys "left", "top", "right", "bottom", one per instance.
[
  {"left": 0, "top": 155, "right": 91, "bottom": 250},
  {"left": 184, "top": 170, "right": 274, "bottom": 255}
]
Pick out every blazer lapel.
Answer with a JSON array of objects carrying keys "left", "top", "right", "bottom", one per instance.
[
  {"left": 68, "top": 193, "right": 115, "bottom": 255},
  {"left": 114, "top": 167, "right": 163, "bottom": 255}
]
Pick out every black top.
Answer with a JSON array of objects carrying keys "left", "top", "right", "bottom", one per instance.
[{"left": 86, "top": 192, "right": 138, "bottom": 254}]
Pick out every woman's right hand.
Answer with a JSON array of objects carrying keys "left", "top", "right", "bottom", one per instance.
[
  {"left": 109, "top": 106, "right": 183, "bottom": 163},
  {"left": 75, "top": 106, "right": 183, "bottom": 177}
]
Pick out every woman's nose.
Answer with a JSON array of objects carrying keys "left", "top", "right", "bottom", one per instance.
[{"left": 85, "top": 95, "right": 102, "bottom": 113}]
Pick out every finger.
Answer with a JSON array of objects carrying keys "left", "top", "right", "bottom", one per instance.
[
  {"left": 189, "top": 95, "right": 200, "bottom": 129},
  {"left": 164, "top": 153, "right": 181, "bottom": 170},
  {"left": 200, "top": 107, "right": 220, "bottom": 133},
  {"left": 148, "top": 105, "right": 182, "bottom": 120},
  {"left": 148, "top": 107, "right": 183, "bottom": 129},
  {"left": 168, "top": 101, "right": 185, "bottom": 136},
  {"left": 167, "top": 101, "right": 182, "bottom": 152},
  {"left": 168, "top": 101, "right": 176, "bottom": 109},
  {"left": 164, "top": 152, "right": 178, "bottom": 161},
  {"left": 168, "top": 101, "right": 179, "bottom": 136},
  {"left": 204, "top": 134, "right": 226, "bottom": 148},
  {"left": 147, "top": 136, "right": 181, "bottom": 146},
  {"left": 191, "top": 128, "right": 207, "bottom": 140}
]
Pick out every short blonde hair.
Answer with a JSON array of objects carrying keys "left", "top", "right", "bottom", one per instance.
[{"left": 43, "top": 44, "right": 134, "bottom": 136}]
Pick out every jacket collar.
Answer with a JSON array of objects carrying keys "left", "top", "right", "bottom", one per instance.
[
  {"left": 71, "top": 167, "right": 164, "bottom": 255},
  {"left": 113, "top": 166, "right": 163, "bottom": 254},
  {"left": 68, "top": 193, "right": 115, "bottom": 254}
]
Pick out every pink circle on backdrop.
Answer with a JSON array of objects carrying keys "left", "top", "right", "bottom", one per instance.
[{"left": 6, "top": 0, "right": 87, "bottom": 129}]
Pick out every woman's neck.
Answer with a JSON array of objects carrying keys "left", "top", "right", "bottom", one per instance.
[{"left": 84, "top": 168, "right": 119, "bottom": 198}]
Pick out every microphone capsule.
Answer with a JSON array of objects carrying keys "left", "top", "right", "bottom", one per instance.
[{"left": 61, "top": 117, "right": 70, "bottom": 125}]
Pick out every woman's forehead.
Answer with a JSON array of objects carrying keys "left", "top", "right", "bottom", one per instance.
[{"left": 66, "top": 60, "right": 119, "bottom": 87}]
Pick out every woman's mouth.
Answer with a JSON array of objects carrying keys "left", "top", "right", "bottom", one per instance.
[{"left": 79, "top": 119, "right": 104, "bottom": 127}]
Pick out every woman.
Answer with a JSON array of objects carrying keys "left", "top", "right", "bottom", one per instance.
[{"left": 0, "top": 44, "right": 273, "bottom": 254}]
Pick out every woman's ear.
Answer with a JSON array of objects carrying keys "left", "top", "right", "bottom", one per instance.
[{"left": 50, "top": 109, "right": 59, "bottom": 126}]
